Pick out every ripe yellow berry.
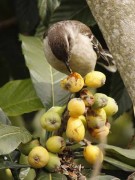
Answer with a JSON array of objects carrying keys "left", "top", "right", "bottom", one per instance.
[
  {"left": 66, "top": 117, "right": 85, "bottom": 142},
  {"left": 60, "top": 72, "right": 84, "bottom": 92},
  {"left": 103, "top": 97, "right": 118, "bottom": 116},
  {"left": 84, "top": 71, "right": 106, "bottom": 88},
  {"left": 86, "top": 108, "right": 106, "bottom": 129},
  {"left": 68, "top": 98, "right": 85, "bottom": 117},
  {"left": 83, "top": 145, "right": 103, "bottom": 165},
  {"left": 28, "top": 146, "right": 49, "bottom": 168},
  {"left": 46, "top": 136, "right": 66, "bottom": 153}
]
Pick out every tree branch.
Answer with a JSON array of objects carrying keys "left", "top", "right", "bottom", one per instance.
[{"left": 87, "top": 0, "right": 135, "bottom": 105}]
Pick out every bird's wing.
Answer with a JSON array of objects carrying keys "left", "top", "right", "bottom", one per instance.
[{"left": 91, "top": 34, "right": 117, "bottom": 72}]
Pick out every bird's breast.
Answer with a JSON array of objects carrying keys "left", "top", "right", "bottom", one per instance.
[{"left": 69, "top": 33, "right": 97, "bottom": 76}]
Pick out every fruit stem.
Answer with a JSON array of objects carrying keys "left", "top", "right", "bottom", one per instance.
[{"left": 83, "top": 138, "right": 91, "bottom": 146}]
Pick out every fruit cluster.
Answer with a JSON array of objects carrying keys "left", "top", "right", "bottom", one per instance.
[
  {"left": 25, "top": 71, "right": 118, "bottom": 174},
  {"left": 61, "top": 71, "right": 118, "bottom": 164},
  {"left": 26, "top": 106, "right": 66, "bottom": 171}
]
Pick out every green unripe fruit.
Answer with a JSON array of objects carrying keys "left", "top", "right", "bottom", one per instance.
[
  {"left": 66, "top": 117, "right": 85, "bottom": 142},
  {"left": 84, "top": 71, "right": 106, "bottom": 88},
  {"left": 92, "top": 93, "right": 108, "bottom": 109},
  {"left": 46, "top": 136, "right": 66, "bottom": 153},
  {"left": 83, "top": 145, "right": 103, "bottom": 165},
  {"left": 28, "top": 146, "right": 49, "bottom": 168},
  {"left": 45, "top": 152, "right": 61, "bottom": 172},
  {"left": 86, "top": 108, "right": 106, "bottom": 129},
  {"left": 48, "top": 105, "right": 66, "bottom": 117},
  {"left": 19, "top": 139, "right": 40, "bottom": 155},
  {"left": 103, "top": 97, "right": 118, "bottom": 116},
  {"left": 68, "top": 98, "right": 85, "bottom": 117},
  {"left": 40, "top": 111, "right": 61, "bottom": 131}
]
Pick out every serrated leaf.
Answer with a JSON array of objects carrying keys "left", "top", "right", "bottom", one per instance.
[
  {"left": 0, "top": 79, "right": 43, "bottom": 116},
  {"left": 104, "top": 156, "right": 135, "bottom": 172},
  {"left": 0, "top": 108, "right": 11, "bottom": 125},
  {"left": 0, "top": 124, "right": 32, "bottom": 155},
  {"left": 20, "top": 35, "right": 70, "bottom": 109},
  {"left": 50, "top": 0, "right": 96, "bottom": 26}
]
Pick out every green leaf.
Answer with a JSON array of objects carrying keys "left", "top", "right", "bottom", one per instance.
[
  {"left": 105, "top": 144, "right": 135, "bottom": 167},
  {"left": 104, "top": 156, "right": 135, "bottom": 172},
  {"left": 43, "top": 0, "right": 61, "bottom": 27},
  {"left": 0, "top": 79, "right": 43, "bottom": 116},
  {"left": 50, "top": 0, "right": 96, "bottom": 26},
  {"left": 19, "top": 168, "right": 36, "bottom": 180},
  {"left": 35, "top": 0, "right": 61, "bottom": 37},
  {"left": 94, "top": 175, "right": 120, "bottom": 180},
  {"left": 20, "top": 35, "right": 70, "bottom": 109},
  {"left": 0, "top": 108, "right": 11, "bottom": 125},
  {"left": 0, "top": 161, "right": 29, "bottom": 170},
  {"left": 37, "top": 171, "right": 67, "bottom": 180},
  {"left": 0, "top": 124, "right": 32, "bottom": 155}
]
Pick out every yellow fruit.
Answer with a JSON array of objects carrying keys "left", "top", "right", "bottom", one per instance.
[
  {"left": 60, "top": 72, "right": 84, "bottom": 92},
  {"left": 68, "top": 98, "right": 85, "bottom": 117},
  {"left": 46, "top": 136, "right": 66, "bottom": 153},
  {"left": 80, "top": 88, "right": 95, "bottom": 107},
  {"left": 90, "top": 123, "right": 110, "bottom": 140},
  {"left": 86, "top": 108, "right": 106, "bottom": 129},
  {"left": 103, "top": 97, "right": 118, "bottom": 116},
  {"left": 28, "top": 146, "right": 49, "bottom": 168},
  {"left": 84, "top": 71, "right": 106, "bottom": 88},
  {"left": 45, "top": 152, "right": 61, "bottom": 172},
  {"left": 66, "top": 117, "right": 85, "bottom": 142},
  {"left": 83, "top": 145, "right": 103, "bottom": 165},
  {"left": 40, "top": 111, "right": 61, "bottom": 131},
  {"left": 19, "top": 139, "right": 40, "bottom": 155},
  {"left": 92, "top": 93, "right": 108, "bottom": 109}
]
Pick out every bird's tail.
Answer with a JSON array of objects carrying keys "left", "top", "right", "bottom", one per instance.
[{"left": 97, "top": 50, "right": 117, "bottom": 72}]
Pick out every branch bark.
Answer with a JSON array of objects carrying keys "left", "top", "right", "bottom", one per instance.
[{"left": 87, "top": 0, "right": 135, "bottom": 105}]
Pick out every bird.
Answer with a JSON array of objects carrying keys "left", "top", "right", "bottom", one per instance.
[{"left": 43, "top": 20, "right": 116, "bottom": 76}]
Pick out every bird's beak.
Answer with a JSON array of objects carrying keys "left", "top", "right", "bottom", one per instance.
[{"left": 65, "top": 61, "right": 72, "bottom": 74}]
